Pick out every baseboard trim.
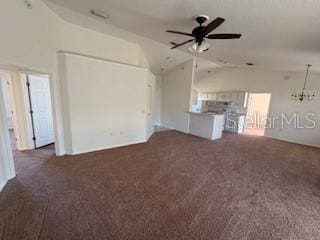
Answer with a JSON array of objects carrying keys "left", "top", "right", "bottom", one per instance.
[
  {"left": 69, "top": 139, "right": 148, "bottom": 155},
  {"left": 0, "top": 179, "right": 8, "bottom": 192},
  {"left": 264, "top": 134, "right": 320, "bottom": 149}
]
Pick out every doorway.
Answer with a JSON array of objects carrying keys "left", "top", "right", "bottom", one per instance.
[
  {"left": 0, "top": 70, "right": 55, "bottom": 151},
  {"left": 0, "top": 65, "right": 59, "bottom": 189},
  {"left": 244, "top": 93, "right": 271, "bottom": 136}
]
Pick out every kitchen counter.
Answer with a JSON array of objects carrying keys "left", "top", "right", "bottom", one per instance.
[{"left": 188, "top": 112, "right": 225, "bottom": 140}]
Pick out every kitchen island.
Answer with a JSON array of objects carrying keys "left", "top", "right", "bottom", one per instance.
[{"left": 188, "top": 112, "right": 225, "bottom": 140}]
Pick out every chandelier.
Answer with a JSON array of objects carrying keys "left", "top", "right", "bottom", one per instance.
[{"left": 291, "top": 64, "right": 317, "bottom": 101}]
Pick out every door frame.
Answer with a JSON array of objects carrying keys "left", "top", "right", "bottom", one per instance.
[
  {"left": 0, "top": 59, "right": 66, "bottom": 190},
  {"left": 3, "top": 71, "right": 55, "bottom": 151},
  {"left": 0, "top": 64, "right": 64, "bottom": 155}
]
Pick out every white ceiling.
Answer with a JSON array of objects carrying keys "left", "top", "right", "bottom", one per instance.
[{"left": 45, "top": 0, "right": 320, "bottom": 73}]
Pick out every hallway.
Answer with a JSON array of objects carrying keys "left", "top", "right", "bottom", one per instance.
[{"left": 9, "top": 130, "right": 55, "bottom": 176}]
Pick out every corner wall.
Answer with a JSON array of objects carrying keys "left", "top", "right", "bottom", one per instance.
[
  {"left": 161, "top": 59, "right": 195, "bottom": 133},
  {"left": 58, "top": 52, "right": 152, "bottom": 154}
]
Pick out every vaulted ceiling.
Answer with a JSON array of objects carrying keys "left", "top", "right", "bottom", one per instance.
[{"left": 45, "top": 0, "right": 320, "bottom": 73}]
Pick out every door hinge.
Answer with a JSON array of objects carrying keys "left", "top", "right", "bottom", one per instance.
[
  {"left": 32, "top": 137, "right": 36, "bottom": 141},
  {"left": 26, "top": 81, "right": 30, "bottom": 87},
  {"left": 30, "top": 110, "right": 33, "bottom": 114}
]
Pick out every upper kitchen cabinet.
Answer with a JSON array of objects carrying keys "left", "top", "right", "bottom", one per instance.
[
  {"left": 199, "top": 91, "right": 248, "bottom": 107},
  {"left": 199, "top": 92, "right": 217, "bottom": 101},
  {"left": 208, "top": 92, "right": 217, "bottom": 101},
  {"left": 199, "top": 92, "right": 208, "bottom": 100},
  {"left": 217, "top": 92, "right": 232, "bottom": 101},
  {"left": 231, "top": 92, "right": 248, "bottom": 107}
]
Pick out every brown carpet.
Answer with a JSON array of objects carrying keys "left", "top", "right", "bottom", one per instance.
[{"left": 1, "top": 131, "right": 320, "bottom": 240}]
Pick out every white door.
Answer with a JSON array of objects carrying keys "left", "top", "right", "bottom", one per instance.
[{"left": 28, "top": 75, "right": 54, "bottom": 148}]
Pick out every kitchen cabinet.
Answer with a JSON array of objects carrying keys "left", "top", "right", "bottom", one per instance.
[
  {"left": 217, "top": 92, "right": 232, "bottom": 101},
  {"left": 189, "top": 112, "right": 225, "bottom": 140},
  {"left": 199, "top": 91, "right": 248, "bottom": 107},
  {"left": 199, "top": 92, "right": 217, "bottom": 101},
  {"left": 231, "top": 92, "right": 248, "bottom": 107},
  {"left": 231, "top": 92, "right": 238, "bottom": 103},
  {"left": 208, "top": 92, "right": 217, "bottom": 101},
  {"left": 199, "top": 92, "right": 208, "bottom": 100}
]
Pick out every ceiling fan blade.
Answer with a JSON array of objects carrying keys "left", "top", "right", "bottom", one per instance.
[
  {"left": 171, "top": 39, "right": 194, "bottom": 49},
  {"left": 207, "top": 33, "right": 242, "bottom": 39},
  {"left": 166, "top": 30, "right": 193, "bottom": 37},
  {"left": 203, "top": 17, "right": 225, "bottom": 35}
]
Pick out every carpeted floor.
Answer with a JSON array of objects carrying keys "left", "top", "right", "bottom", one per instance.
[{"left": 1, "top": 131, "right": 320, "bottom": 240}]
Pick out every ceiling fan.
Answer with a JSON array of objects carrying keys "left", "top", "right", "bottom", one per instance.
[{"left": 166, "top": 15, "right": 241, "bottom": 53}]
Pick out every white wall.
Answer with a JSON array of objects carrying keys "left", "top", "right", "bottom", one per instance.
[
  {"left": 161, "top": 59, "right": 195, "bottom": 133},
  {"left": 0, "top": 74, "right": 13, "bottom": 129},
  {"left": 0, "top": 80, "right": 15, "bottom": 191},
  {"left": 194, "top": 67, "right": 320, "bottom": 147},
  {"left": 58, "top": 53, "right": 153, "bottom": 154}
]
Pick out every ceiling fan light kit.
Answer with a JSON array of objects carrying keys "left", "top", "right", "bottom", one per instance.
[
  {"left": 166, "top": 14, "right": 241, "bottom": 54},
  {"left": 189, "top": 40, "right": 210, "bottom": 53}
]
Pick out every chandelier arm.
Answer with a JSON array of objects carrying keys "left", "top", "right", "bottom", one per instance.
[{"left": 303, "top": 64, "right": 311, "bottom": 90}]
